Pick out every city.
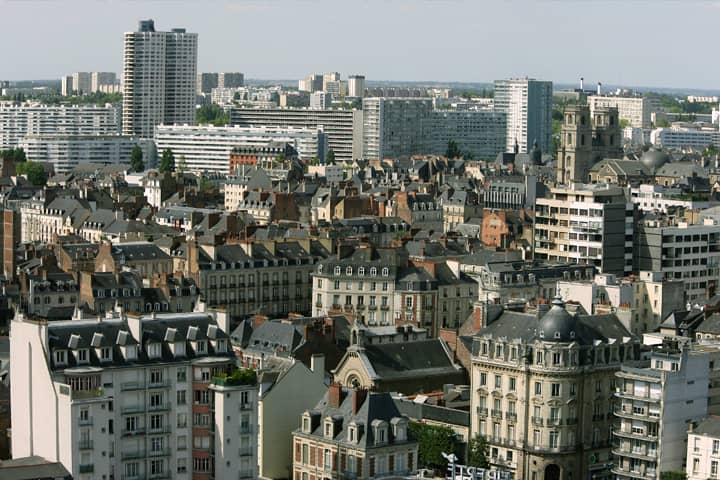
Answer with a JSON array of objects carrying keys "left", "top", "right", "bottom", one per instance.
[{"left": 1, "top": 2, "right": 720, "bottom": 480}]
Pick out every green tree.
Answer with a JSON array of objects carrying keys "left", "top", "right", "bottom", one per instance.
[
  {"left": 196, "top": 104, "right": 229, "bottom": 126},
  {"left": 660, "top": 472, "right": 686, "bottom": 480},
  {"left": 655, "top": 117, "right": 671, "bottom": 128},
  {"left": 408, "top": 421, "right": 460, "bottom": 470},
  {"left": 199, "top": 176, "right": 212, "bottom": 193},
  {"left": 130, "top": 144, "right": 144, "bottom": 172},
  {"left": 177, "top": 154, "right": 186, "bottom": 173},
  {"left": 16, "top": 161, "right": 47, "bottom": 186},
  {"left": 466, "top": 435, "right": 489, "bottom": 468},
  {"left": 446, "top": 140, "right": 461, "bottom": 159},
  {"left": 158, "top": 148, "right": 175, "bottom": 173},
  {"left": 326, "top": 148, "right": 336, "bottom": 164},
  {"left": 0, "top": 147, "right": 26, "bottom": 163},
  {"left": 619, "top": 119, "right": 631, "bottom": 129}
]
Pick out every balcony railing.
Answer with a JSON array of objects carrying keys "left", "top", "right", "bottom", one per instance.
[
  {"left": 240, "top": 425, "right": 253, "bottom": 434},
  {"left": 148, "top": 448, "right": 172, "bottom": 457},
  {"left": 79, "top": 440, "right": 93, "bottom": 450},
  {"left": 122, "top": 405, "right": 145, "bottom": 415},
  {"left": 491, "top": 409, "right": 503, "bottom": 419},
  {"left": 122, "top": 428, "right": 146, "bottom": 437},
  {"left": 121, "top": 450, "right": 146, "bottom": 460},
  {"left": 506, "top": 412, "right": 517, "bottom": 421},
  {"left": 531, "top": 416, "right": 544, "bottom": 426},
  {"left": 78, "top": 417, "right": 94, "bottom": 426},
  {"left": 79, "top": 464, "right": 94, "bottom": 473},
  {"left": 239, "top": 447, "right": 253, "bottom": 456},
  {"left": 147, "top": 403, "right": 171, "bottom": 412},
  {"left": 476, "top": 407, "right": 488, "bottom": 417},
  {"left": 121, "top": 382, "right": 145, "bottom": 391}
]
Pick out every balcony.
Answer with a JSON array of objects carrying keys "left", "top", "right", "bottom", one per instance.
[
  {"left": 73, "top": 388, "right": 104, "bottom": 400},
  {"left": 613, "top": 429, "right": 658, "bottom": 442},
  {"left": 239, "top": 447, "right": 253, "bottom": 456},
  {"left": 148, "top": 380, "right": 171, "bottom": 389},
  {"left": 315, "top": 301, "right": 323, "bottom": 307},
  {"left": 332, "top": 304, "right": 342, "bottom": 310},
  {"left": 506, "top": 412, "right": 517, "bottom": 422},
  {"left": 147, "top": 403, "right": 171, "bottom": 412},
  {"left": 122, "top": 450, "right": 146, "bottom": 461},
  {"left": 78, "top": 417, "right": 93, "bottom": 426},
  {"left": 148, "top": 448, "right": 172, "bottom": 457},
  {"left": 240, "top": 425, "right": 253, "bottom": 434},
  {"left": 79, "top": 464, "right": 94, "bottom": 474},
  {"left": 240, "top": 402, "right": 252, "bottom": 411},
  {"left": 79, "top": 440, "right": 93, "bottom": 450},
  {"left": 615, "top": 407, "right": 660, "bottom": 422},
  {"left": 368, "top": 305, "right": 377, "bottom": 310},
  {"left": 356, "top": 304, "right": 366, "bottom": 311},
  {"left": 380, "top": 305, "right": 389, "bottom": 311},
  {"left": 547, "top": 417, "right": 562, "bottom": 427},
  {"left": 122, "top": 428, "right": 146, "bottom": 437},
  {"left": 344, "top": 305, "right": 353, "bottom": 312},
  {"left": 122, "top": 405, "right": 145, "bottom": 415},
  {"left": 565, "top": 418, "right": 577, "bottom": 425},
  {"left": 491, "top": 409, "right": 503, "bottom": 419},
  {"left": 531, "top": 416, "right": 544, "bottom": 426},
  {"left": 615, "top": 390, "right": 661, "bottom": 403},
  {"left": 121, "top": 382, "right": 146, "bottom": 391},
  {"left": 147, "top": 426, "right": 172, "bottom": 435},
  {"left": 476, "top": 407, "right": 488, "bottom": 417},
  {"left": 610, "top": 467, "right": 655, "bottom": 480},
  {"left": 613, "top": 446, "right": 658, "bottom": 462}
]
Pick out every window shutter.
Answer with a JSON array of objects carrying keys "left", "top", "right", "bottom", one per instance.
[
  {"left": 332, "top": 451, "right": 337, "bottom": 471},
  {"left": 357, "top": 457, "right": 363, "bottom": 477},
  {"left": 295, "top": 471, "right": 300, "bottom": 480},
  {"left": 295, "top": 441, "right": 301, "bottom": 462},
  {"left": 319, "top": 450, "right": 324, "bottom": 468}
]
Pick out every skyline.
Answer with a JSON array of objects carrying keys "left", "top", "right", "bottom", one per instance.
[{"left": 2, "top": 0, "right": 719, "bottom": 91}]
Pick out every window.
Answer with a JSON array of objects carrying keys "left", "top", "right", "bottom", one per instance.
[
  {"left": 382, "top": 282, "right": 388, "bottom": 291},
  {"left": 125, "top": 463, "right": 139, "bottom": 478},
  {"left": 534, "top": 382, "right": 542, "bottom": 395},
  {"left": 125, "top": 416, "right": 138, "bottom": 432},
  {"left": 370, "top": 267, "right": 377, "bottom": 276},
  {"left": 178, "top": 458, "right": 187, "bottom": 473},
  {"left": 177, "top": 413, "right": 187, "bottom": 428},
  {"left": 302, "top": 444, "right": 309, "bottom": 464},
  {"left": 346, "top": 267, "right": 352, "bottom": 275},
  {"left": 148, "top": 343, "right": 161, "bottom": 358},
  {"left": 480, "top": 373, "right": 487, "bottom": 386},
  {"left": 150, "top": 369, "right": 163, "bottom": 385},
  {"left": 177, "top": 368, "right": 187, "bottom": 382},
  {"left": 79, "top": 408, "right": 89, "bottom": 422},
  {"left": 551, "top": 383, "right": 560, "bottom": 397},
  {"left": 177, "top": 390, "right": 186, "bottom": 405},
  {"left": 549, "top": 431, "right": 559, "bottom": 449},
  {"left": 713, "top": 439, "right": 719, "bottom": 455},
  {"left": 569, "top": 382, "right": 577, "bottom": 395},
  {"left": 334, "top": 266, "right": 341, "bottom": 275},
  {"left": 495, "top": 375, "right": 502, "bottom": 389},
  {"left": 55, "top": 350, "right": 66, "bottom": 365},
  {"left": 150, "top": 393, "right": 163, "bottom": 407},
  {"left": 151, "top": 436, "right": 164, "bottom": 452},
  {"left": 552, "top": 352, "right": 561, "bottom": 365},
  {"left": 712, "top": 461, "right": 718, "bottom": 477},
  {"left": 100, "top": 347, "right": 111, "bottom": 360},
  {"left": 382, "top": 267, "right": 389, "bottom": 276},
  {"left": 78, "top": 349, "right": 88, "bottom": 362},
  {"left": 359, "top": 267, "right": 365, "bottom": 276},
  {"left": 509, "top": 377, "right": 516, "bottom": 391},
  {"left": 194, "top": 390, "right": 209, "bottom": 404}
]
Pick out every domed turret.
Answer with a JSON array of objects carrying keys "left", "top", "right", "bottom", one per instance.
[
  {"left": 640, "top": 148, "right": 669, "bottom": 173},
  {"left": 538, "top": 296, "right": 577, "bottom": 342}
]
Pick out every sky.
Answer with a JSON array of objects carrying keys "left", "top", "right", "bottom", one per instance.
[{"left": 1, "top": 0, "right": 718, "bottom": 90}]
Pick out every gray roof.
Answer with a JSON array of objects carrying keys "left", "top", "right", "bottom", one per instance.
[
  {"left": 361, "top": 339, "right": 459, "bottom": 379},
  {"left": 393, "top": 397, "right": 470, "bottom": 427},
  {"left": 0, "top": 456, "right": 71, "bottom": 480},
  {"left": 695, "top": 416, "right": 720, "bottom": 438}
]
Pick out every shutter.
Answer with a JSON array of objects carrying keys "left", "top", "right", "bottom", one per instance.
[
  {"left": 310, "top": 446, "right": 316, "bottom": 466},
  {"left": 295, "top": 441, "right": 301, "bottom": 462},
  {"left": 341, "top": 453, "right": 346, "bottom": 472},
  {"left": 389, "top": 454, "right": 395, "bottom": 472},
  {"left": 369, "top": 456, "right": 375, "bottom": 477},
  {"left": 310, "top": 475, "right": 315, "bottom": 480}
]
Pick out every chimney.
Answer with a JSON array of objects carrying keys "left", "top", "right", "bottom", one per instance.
[
  {"left": 580, "top": 77, "right": 584, "bottom": 91},
  {"left": 352, "top": 389, "right": 368, "bottom": 415},
  {"left": 328, "top": 383, "right": 343, "bottom": 408},
  {"left": 472, "top": 302, "right": 486, "bottom": 331},
  {"left": 597, "top": 82, "right": 602, "bottom": 95}
]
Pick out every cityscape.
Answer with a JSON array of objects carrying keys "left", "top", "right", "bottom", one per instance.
[{"left": 2, "top": 2, "right": 720, "bottom": 480}]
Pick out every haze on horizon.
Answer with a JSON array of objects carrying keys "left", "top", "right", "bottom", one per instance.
[{"left": 0, "top": 0, "right": 717, "bottom": 91}]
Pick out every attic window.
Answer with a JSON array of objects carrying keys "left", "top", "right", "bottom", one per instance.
[
  {"left": 554, "top": 332, "right": 561, "bottom": 339},
  {"left": 358, "top": 267, "right": 365, "bottom": 276},
  {"left": 382, "top": 268, "right": 389, "bottom": 277},
  {"left": 77, "top": 349, "right": 88, "bottom": 363},
  {"left": 148, "top": 342, "right": 162, "bottom": 359},
  {"left": 196, "top": 340, "right": 207, "bottom": 354},
  {"left": 346, "top": 267, "right": 352, "bottom": 276},
  {"left": 570, "top": 331, "right": 576, "bottom": 339},
  {"left": 100, "top": 347, "right": 112, "bottom": 361},
  {"left": 55, "top": 350, "right": 67, "bottom": 365}
]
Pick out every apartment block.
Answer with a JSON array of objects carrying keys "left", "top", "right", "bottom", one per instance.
[
  {"left": 687, "top": 417, "right": 720, "bottom": 480},
  {"left": 494, "top": 78, "right": 553, "bottom": 153},
  {"left": 534, "top": 184, "right": 634, "bottom": 276},
  {"left": 588, "top": 95, "right": 659, "bottom": 129}
]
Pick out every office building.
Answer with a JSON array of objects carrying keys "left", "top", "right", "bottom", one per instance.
[
  {"left": 20, "top": 135, "right": 151, "bottom": 174},
  {"left": 348, "top": 75, "right": 366, "bottom": 98},
  {"left": 0, "top": 104, "right": 120, "bottom": 149},
  {"left": 534, "top": 184, "right": 634, "bottom": 276},
  {"left": 293, "top": 384, "right": 419, "bottom": 480},
  {"left": 614, "top": 344, "right": 709, "bottom": 480},
  {"left": 362, "top": 97, "right": 434, "bottom": 160},
  {"left": 91, "top": 72, "right": 117, "bottom": 93},
  {"left": 588, "top": 95, "right": 659, "bottom": 129},
  {"left": 230, "top": 107, "right": 363, "bottom": 162},
  {"left": 471, "top": 296, "right": 641, "bottom": 480},
  {"left": 310, "top": 92, "right": 333, "bottom": 110},
  {"left": 687, "top": 417, "right": 720, "bottom": 480},
  {"left": 155, "top": 124, "right": 325, "bottom": 173},
  {"left": 72, "top": 72, "right": 92, "bottom": 96},
  {"left": 322, "top": 72, "right": 340, "bottom": 91},
  {"left": 122, "top": 19, "right": 198, "bottom": 138},
  {"left": 494, "top": 78, "right": 553, "bottom": 154},
  {"left": 9, "top": 306, "right": 260, "bottom": 480}
]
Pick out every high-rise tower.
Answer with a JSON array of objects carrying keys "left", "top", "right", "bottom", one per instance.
[
  {"left": 122, "top": 19, "right": 197, "bottom": 138},
  {"left": 494, "top": 78, "right": 553, "bottom": 154}
]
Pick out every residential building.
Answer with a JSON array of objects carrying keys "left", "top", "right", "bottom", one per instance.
[
  {"left": 588, "top": 95, "right": 659, "bottom": 129},
  {"left": 298, "top": 74, "right": 323, "bottom": 93},
  {"left": 61, "top": 75, "right": 73, "bottom": 96},
  {"left": 72, "top": 72, "right": 92, "bottom": 96},
  {"left": 534, "top": 184, "right": 634, "bottom": 276},
  {"left": 219, "top": 72, "right": 244, "bottom": 89},
  {"left": 362, "top": 97, "right": 434, "bottom": 160},
  {"left": 635, "top": 218, "right": 720, "bottom": 303},
  {"left": 310, "top": 92, "right": 333, "bottom": 110},
  {"left": 588, "top": 159, "right": 651, "bottom": 187},
  {"left": 1, "top": 209, "right": 19, "bottom": 281},
  {"left": 348, "top": 75, "right": 366, "bottom": 98},
  {"left": 480, "top": 209, "right": 531, "bottom": 249},
  {"left": 0, "top": 104, "right": 120, "bottom": 149},
  {"left": 614, "top": 343, "right": 709, "bottom": 479},
  {"left": 94, "top": 241, "right": 174, "bottom": 277},
  {"left": 494, "top": 78, "right": 553, "bottom": 153},
  {"left": 20, "top": 135, "right": 150, "bottom": 174},
  {"left": 19, "top": 271, "right": 79, "bottom": 319},
  {"left": 471, "top": 296, "right": 641, "bottom": 480},
  {"left": 230, "top": 107, "right": 363, "bottom": 162},
  {"left": 650, "top": 125, "right": 720, "bottom": 150},
  {"left": 484, "top": 175, "right": 539, "bottom": 210},
  {"left": 196, "top": 73, "right": 219, "bottom": 95},
  {"left": 556, "top": 104, "right": 623, "bottom": 184},
  {"left": 631, "top": 183, "right": 718, "bottom": 214},
  {"left": 429, "top": 110, "right": 507, "bottom": 161},
  {"left": 10, "top": 307, "right": 237, "bottom": 480},
  {"left": 686, "top": 416, "right": 720, "bottom": 480},
  {"left": 19, "top": 196, "right": 91, "bottom": 243},
  {"left": 292, "top": 384, "right": 419, "bottom": 480},
  {"left": 122, "top": 19, "right": 198, "bottom": 138},
  {"left": 155, "top": 124, "right": 325, "bottom": 172},
  {"left": 390, "top": 191, "right": 443, "bottom": 230},
  {"left": 91, "top": 72, "right": 117, "bottom": 93}
]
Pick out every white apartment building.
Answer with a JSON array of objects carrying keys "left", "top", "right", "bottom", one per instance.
[
  {"left": 631, "top": 183, "right": 718, "bottom": 214},
  {"left": 347, "top": 75, "right": 366, "bottom": 98},
  {"left": 650, "top": 126, "right": 720, "bottom": 150},
  {"left": 588, "top": 95, "right": 659, "bottom": 129},
  {"left": 155, "top": 124, "right": 324, "bottom": 173},
  {"left": 72, "top": 72, "right": 92, "bottom": 95},
  {"left": 614, "top": 345, "right": 710, "bottom": 479},
  {"left": 122, "top": 19, "right": 198, "bottom": 138},
  {"left": 10, "top": 306, "right": 260, "bottom": 480},
  {"left": 230, "top": 107, "right": 363, "bottom": 162},
  {"left": 534, "top": 184, "right": 634, "bottom": 276},
  {"left": 310, "top": 91, "right": 332, "bottom": 110},
  {"left": 494, "top": 78, "right": 553, "bottom": 153},
  {"left": 20, "top": 135, "right": 151, "bottom": 174},
  {"left": 92, "top": 72, "right": 117, "bottom": 93},
  {"left": 362, "top": 97, "right": 434, "bottom": 160},
  {"left": 687, "top": 417, "right": 720, "bottom": 480},
  {"left": 0, "top": 103, "right": 120, "bottom": 149}
]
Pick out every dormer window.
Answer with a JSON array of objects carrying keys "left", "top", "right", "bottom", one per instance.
[
  {"left": 346, "top": 267, "right": 352, "bottom": 276},
  {"left": 324, "top": 418, "right": 335, "bottom": 438},
  {"left": 370, "top": 267, "right": 377, "bottom": 276},
  {"left": 148, "top": 342, "right": 162, "bottom": 359},
  {"left": 348, "top": 425, "right": 356, "bottom": 442},
  {"left": 100, "top": 347, "right": 112, "bottom": 361},
  {"left": 55, "top": 350, "right": 67, "bottom": 365},
  {"left": 318, "top": 265, "right": 324, "bottom": 274},
  {"left": 334, "top": 266, "right": 341, "bottom": 276},
  {"left": 382, "top": 267, "right": 389, "bottom": 277},
  {"left": 392, "top": 418, "right": 407, "bottom": 441},
  {"left": 302, "top": 413, "right": 313, "bottom": 433},
  {"left": 216, "top": 339, "right": 226, "bottom": 353},
  {"left": 196, "top": 340, "right": 207, "bottom": 354},
  {"left": 77, "top": 349, "right": 88, "bottom": 364},
  {"left": 358, "top": 267, "right": 365, "bottom": 276}
]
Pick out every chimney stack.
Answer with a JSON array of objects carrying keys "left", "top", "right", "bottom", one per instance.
[
  {"left": 328, "top": 383, "right": 343, "bottom": 408},
  {"left": 352, "top": 389, "right": 368, "bottom": 415},
  {"left": 580, "top": 77, "right": 584, "bottom": 91},
  {"left": 597, "top": 82, "right": 602, "bottom": 95}
]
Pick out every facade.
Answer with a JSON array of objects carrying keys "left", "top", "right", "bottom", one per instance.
[
  {"left": 556, "top": 104, "right": 623, "bottom": 184},
  {"left": 72, "top": 72, "right": 92, "bottom": 95},
  {"left": 10, "top": 308, "right": 241, "bottom": 480},
  {"left": 470, "top": 297, "right": 641, "bottom": 480},
  {"left": 429, "top": 110, "right": 507, "bottom": 161},
  {"left": 635, "top": 218, "right": 720, "bottom": 303},
  {"left": 20, "top": 135, "right": 150, "bottom": 174},
  {"left": 494, "top": 78, "right": 553, "bottom": 154},
  {"left": 91, "top": 72, "right": 117, "bottom": 93},
  {"left": 230, "top": 107, "right": 363, "bottom": 162},
  {"left": 651, "top": 126, "right": 720, "bottom": 150},
  {"left": 19, "top": 196, "right": 91, "bottom": 243},
  {"left": 292, "top": 384, "right": 418, "bottom": 480},
  {"left": 155, "top": 124, "right": 324, "bottom": 173},
  {"left": 0, "top": 104, "right": 120, "bottom": 149},
  {"left": 614, "top": 345, "right": 709, "bottom": 479},
  {"left": 196, "top": 72, "right": 219, "bottom": 94},
  {"left": 310, "top": 92, "right": 333, "bottom": 110},
  {"left": 348, "top": 75, "right": 366, "bottom": 98},
  {"left": 588, "top": 95, "right": 658, "bottom": 129},
  {"left": 219, "top": 72, "right": 244, "bottom": 89},
  {"left": 122, "top": 19, "right": 198, "bottom": 138},
  {"left": 362, "top": 97, "right": 434, "bottom": 160},
  {"left": 686, "top": 416, "right": 720, "bottom": 480},
  {"left": 534, "top": 184, "right": 634, "bottom": 276}
]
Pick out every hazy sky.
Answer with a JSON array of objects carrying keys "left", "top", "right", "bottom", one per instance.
[{"left": 1, "top": 0, "right": 718, "bottom": 90}]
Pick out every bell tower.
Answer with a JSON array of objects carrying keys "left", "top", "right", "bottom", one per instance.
[{"left": 557, "top": 105, "right": 592, "bottom": 184}]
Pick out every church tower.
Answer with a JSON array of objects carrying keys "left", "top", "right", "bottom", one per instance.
[{"left": 556, "top": 105, "right": 592, "bottom": 184}]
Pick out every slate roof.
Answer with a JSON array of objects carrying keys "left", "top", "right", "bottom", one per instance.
[
  {"left": 393, "top": 397, "right": 470, "bottom": 427},
  {"left": 695, "top": 416, "right": 720, "bottom": 438},
  {"left": 109, "top": 242, "right": 171, "bottom": 262},
  {"left": 360, "top": 339, "right": 460, "bottom": 380},
  {"left": 244, "top": 321, "right": 304, "bottom": 357}
]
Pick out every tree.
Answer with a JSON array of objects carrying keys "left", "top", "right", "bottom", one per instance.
[
  {"left": 0, "top": 147, "right": 26, "bottom": 163},
  {"left": 130, "top": 144, "right": 144, "bottom": 172},
  {"left": 408, "top": 421, "right": 460, "bottom": 471},
  {"left": 446, "top": 140, "right": 461, "bottom": 159},
  {"left": 196, "top": 104, "right": 229, "bottom": 126},
  {"left": 619, "top": 119, "right": 631, "bottom": 129},
  {"left": 16, "top": 161, "right": 47, "bottom": 186},
  {"left": 158, "top": 148, "right": 175, "bottom": 173},
  {"left": 177, "top": 155, "right": 186, "bottom": 173},
  {"left": 466, "top": 435, "right": 489, "bottom": 469},
  {"left": 660, "top": 472, "right": 686, "bottom": 480},
  {"left": 326, "top": 148, "right": 336, "bottom": 165}
]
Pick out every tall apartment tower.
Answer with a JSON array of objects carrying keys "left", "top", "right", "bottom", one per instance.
[
  {"left": 348, "top": 75, "right": 366, "bottom": 98},
  {"left": 494, "top": 78, "right": 553, "bottom": 154},
  {"left": 122, "top": 19, "right": 198, "bottom": 138},
  {"left": 556, "top": 105, "right": 622, "bottom": 184},
  {"left": 72, "top": 72, "right": 92, "bottom": 95}
]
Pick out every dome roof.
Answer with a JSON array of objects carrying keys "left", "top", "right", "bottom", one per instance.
[
  {"left": 538, "top": 297, "right": 577, "bottom": 342},
  {"left": 640, "top": 148, "right": 669, "bottom": 172}
]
